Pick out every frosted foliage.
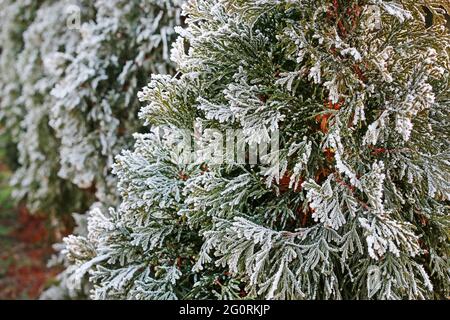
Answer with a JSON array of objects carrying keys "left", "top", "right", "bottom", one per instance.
[
  {"left": 0, "top": 0, "right": 37, "bottom": 140},
  {"left": 0, "top": 0, "right": 182, "bottom": 210},
  {"left": 63, "top": 0, "right": 449, "bottom": 300},
  {"left": 50, "top": 0, "right": 183, "bottom": 201},
  {"left": 0, "top": 1, "right": 94, "bottom": 212},
  {"left": 62, "top": 129, "right": 194, "bottom": 299},
  {"left": 0, "top": 0, "right": 184, "bottom": 299}
]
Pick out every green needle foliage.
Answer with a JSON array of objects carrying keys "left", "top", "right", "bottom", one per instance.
[
  {"left": 0, "top": 0, "right": 183, "bottom": 215},
  {"left": 6, "top": 1, "right": 95, "bottom": 215},
  {"left": 49, "top": 0, "right": 450, "bottom": 299},
  {"left": 0, "top": 0, "right": 184, "bottom": 299}
]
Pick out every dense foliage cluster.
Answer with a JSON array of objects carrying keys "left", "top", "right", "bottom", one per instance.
[
  {"left": 0, "top": 0, "right": 183, "bottom": 299},
  {"left": 0, "top": 0, "right": 182, "bottom": 213},
  {"left": 63, "top": 0, "right": 450, "bottom": 300},
  {"left": 1, "top": 0, "right": 448, "bottom": 300}
]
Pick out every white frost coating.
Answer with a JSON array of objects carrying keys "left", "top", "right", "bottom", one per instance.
[
  {"left": 51, "top": 0, "right": 450, "bottom": 300},
  {"left": 341, "top": 48, "right": 362, "bottom": 62},
  {"left": 308, "top": 60, "right": 322, "bottom": 84}
]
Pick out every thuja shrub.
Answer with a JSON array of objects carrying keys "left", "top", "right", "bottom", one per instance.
[
  {"left": 50, "top": 0, "right": 184, "bottom": 206},
  {"left": 0, "top": 0, "right": 183, "bottom": 216},
  {"left": 0, "top": 0, "right": 184, "bottom": 299},
  {"left": 63, "top": 0, "right": 450, "bottom": 300},
  {"left": 7, "top": 0, "right": 95, "bottom": 215},
  {"left": 40, "top": 0, "right": 184, "bottom": 299},
  {"left": 0, "top": 0, "right": 41, "bottom": 171}
]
